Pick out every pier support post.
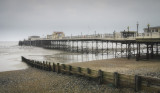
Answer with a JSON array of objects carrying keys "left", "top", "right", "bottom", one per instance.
[
  {"left": 151, "top": 43, "right": 154, "bottom": 59},
  {"left": 81, "top": 41, "right": 83, "bottom": 53},
  {"left": 72, "top": 41, "right": 74, "bottom": 52},
  {"left": 115, "top": 42, "right": 117, "bottom": 58},
  {"left": 107, "top": 41, "right": 109, "bottom": 55},
  {"left": 128, "top": 42, "right": 131, "bottom": 59},
  {"left": 96, "top": 40, "right": 98, "bottom": 54},
  {"left": 92, "top": 40, "right": 94, "bottom": 53},
  {"left": 126, "top": 43, "right": 128, "bottom": 58},
  {"left": 112, "top": 42, "right": 114, "bottom": 55},
  {"left": 77, "top": 40, "right": 78, "bottom": 52},
  {"left": 156, "top": 42, "right": 159, "bottom": 56},
  {"left": 86, "top": 41, "right": 89, "bottom": 54},
  {"left": 102, "top": 41, "right": 103, "bottom": 55},
  {"left": 146, "top": 43, "right": 149, "bottom": 60},
  {"left": 136, "top": 42, "right": 139, "bottom": 61},
  {"left": 121, "top": 43, "right": 122, "bottom": 58}
]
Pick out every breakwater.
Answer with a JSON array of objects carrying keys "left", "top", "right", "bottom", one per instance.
[{"left": 22, "top": 56, "right": 160, "bottom": 92}]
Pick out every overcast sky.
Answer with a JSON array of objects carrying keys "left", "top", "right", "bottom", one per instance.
[{"left": 0, "top": 0, "right": 160, "bottom": 41}]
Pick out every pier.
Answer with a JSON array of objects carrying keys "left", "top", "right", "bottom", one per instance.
[{"left": 19, "top": 33, "right": 160, "bottom": 61}]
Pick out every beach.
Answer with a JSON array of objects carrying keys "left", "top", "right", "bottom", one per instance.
[
  {"left": 0, "top": 67, "right": 138, "bottom": 93},
  {"left": 0, "top": 42, "right": 159, "bottom": 93},
  {"left": 70, "top": 58, "right": 160, "bottom": 78},
  {"left": 1, "top": 58, "right": 159, "bottom": 93}
]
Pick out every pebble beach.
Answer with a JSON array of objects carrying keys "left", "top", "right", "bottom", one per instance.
[
  {"left": 0, "top": 67, "right": 138, "bottom": 93},
  {"left": 70, "top": 58, "right": 160, "bottom": 78},
  {"left": 1, "top": 58, "right": 159, "bottom": 93}
]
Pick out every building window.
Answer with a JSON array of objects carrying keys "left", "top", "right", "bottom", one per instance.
[{"left": 156, "top": 29, "right": 158, "bottom": 32}]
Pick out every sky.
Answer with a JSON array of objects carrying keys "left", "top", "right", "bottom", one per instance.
[{"left": 0, "top": 0, "right": 160, "bottom": 41}]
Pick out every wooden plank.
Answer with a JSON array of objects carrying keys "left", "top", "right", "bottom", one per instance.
[
  {"left": 90, "top": 70, "right": 98, "bottom": 78},
  {"left": 141, "top": 76, "right": 160, "bottom": 86},
  {"left": 141, "top": 85, "right": 160, "bottom": 93},
  {"left": 140, "top": 76, "right": 160, "bottom": 92},
  {"left": 119, "top": 74, "right": 135, "bottom": 88},
  {"left": 103, "top": 72, "right": 114, "bottom": 80},
  {"left": 71, "top": 66, "right": 77, "bottom": 73}
]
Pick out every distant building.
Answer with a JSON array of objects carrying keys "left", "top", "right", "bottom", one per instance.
[
  {"left": 103, "top": 33, "right": 113, "bottom": 38},
  {"left": 143, "top": 26, "right": 160, "bottom": 37},
  {"left": 47, "top": 35, "right": 52, "bottom": 39},
  {"left": 120, "top": 30, "right": 137, "bottom": 38},
  {"left": 52, "top": 32, "right": 65, "bottom": 39},
  {"left": 114, "top": 32, "right": 121, "bottom": 38},
  {"left": 28, "top": 36, "right": 40, "bottom": 40},
  {"left": 144, "top": 26, "right": 160, "bottom": 33}
]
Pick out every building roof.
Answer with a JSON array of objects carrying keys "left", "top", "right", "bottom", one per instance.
[
  {"left": 28, "top": 36, "right": 40, "bottom": 38},
  {"left": 120, "top": 31, "right": 136, "bottom": 33},
  {"left": 53, "top": 32, "right": 64, "bottom": 34},
  {"left": 144, "top": 26, "right": 160, "bottom": 30}
]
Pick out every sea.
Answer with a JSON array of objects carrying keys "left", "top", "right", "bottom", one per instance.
[{"left": 0, "top": 41, "right": 114, "bottom": 72}]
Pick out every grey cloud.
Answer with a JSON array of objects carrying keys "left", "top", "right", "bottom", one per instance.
[{"left": 0, "top": 0, "right": 160, "bottom": 41}]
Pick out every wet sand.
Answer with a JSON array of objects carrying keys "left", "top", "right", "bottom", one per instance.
[{"left": 70, "top": 58, "right": 160, "bottom": 78}]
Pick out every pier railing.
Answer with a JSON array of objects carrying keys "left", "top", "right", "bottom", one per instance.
[
  {"left": 22, "top": 56, "right": 160, "bottom": 93},
  {"left": 61, "top": 32, "right": 160, "bottom": 40}
]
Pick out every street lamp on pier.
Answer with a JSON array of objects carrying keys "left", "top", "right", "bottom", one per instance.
[
  {"left": 147, "top": 24, "right": 150, "bottom": 36},
  {"left": 137, "top": 22, "right": 139, "bottom": 36},
  {"left": 127, "top": 26, "right": 130, "bottom": 32}
]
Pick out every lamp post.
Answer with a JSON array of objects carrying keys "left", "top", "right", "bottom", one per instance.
[
  {"left": 127, "top": 26, "right": 129, "bottom": 38},
  {"left": 147, "top": 24, "right": 150, "bottom": 37},
  {"left": 95, "top": 31, "right": 96, "bottom": 38},
  {"left": 127, "top": 26, "right": 129, "bottom": 32},
  {"left": 81, "top": 32, "right": 82, "bottom": 38},
  {"left": 137, "top": 22, "right": 139, "bottom": 37},
  {"left": 114, "top": 30, "right": 116, "bottom": 39}
]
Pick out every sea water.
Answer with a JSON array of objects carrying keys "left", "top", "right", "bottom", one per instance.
[{"left": 0, "top": 41, "right": 114, "bottom": 72}]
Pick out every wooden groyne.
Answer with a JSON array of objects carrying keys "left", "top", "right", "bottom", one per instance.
[{"left": 22, "top": 56, "right": 160, "bottom": 93}]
